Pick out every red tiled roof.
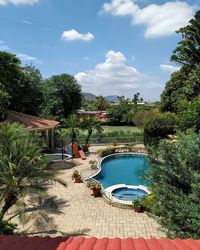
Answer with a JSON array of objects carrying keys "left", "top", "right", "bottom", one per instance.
[
  {"left": 6, "top": 111, "right": 59, "bottom": 130},
  {"left": 0, "top": 236, "right": 200, "bottom": 250}
]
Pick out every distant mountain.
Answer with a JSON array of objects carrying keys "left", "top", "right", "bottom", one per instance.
[
  {"left": 82, "top": 92, "right": 96, "bottom": 101},
  {"left": 83, "top": 93, "right": 119, "bottom": 103},
  {"left": 104, "top": 95, "right": 119, "bottom": 103}
]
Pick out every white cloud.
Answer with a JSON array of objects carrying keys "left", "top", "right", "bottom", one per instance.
[
  {"left": 21, "top": 20, "right": 32, "bottom": 25},
  {"left": 75, "top": 50, "right": 163, "bottom": 101},
  {"left": 16, "top": 53, "right": 41, "bottom": 63},
  {"left": 160, "top": 64, "right": 180, "bottom": 73},
  {"left": 101, "top": 0, "right": 196, "bottom": 38},
  {"left": 0, "top": 0, "right": 39, "bottom": 6},
  {"left": 62, "top": 29, "right": 94, "bottom": 41},
  {"left": 0, "top": 41, "right": 41, "bottom": 63}
]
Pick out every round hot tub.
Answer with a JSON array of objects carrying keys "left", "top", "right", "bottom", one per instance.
[
  {"left": 49, "top": 153, "right": 71, "bottom": 163},
  {"left": 112, "top": 187, "right": 148, "bottom": 202},
  {"left": 104, "top": 184, "right": 150, "bottom": 205}
]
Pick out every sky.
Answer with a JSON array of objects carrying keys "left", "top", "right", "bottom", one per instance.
[{"left": 0, "top": 0, "right": 199, "bottom": 101}]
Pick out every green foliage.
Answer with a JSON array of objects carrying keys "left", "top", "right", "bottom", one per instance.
[
  {"left": 42, "top": 74, "right": 82, "bottom": 119},
  {"left": 96, "top": 147, "right": 118, "bottom": 157},
  {"left": 93, "top": 95, "right": 109, "bottom": 111},
  {"left": 132, "top": 92, "right": 141, "bottom": 104},
  {"left": 78, "top": 130, "right": 143, "bottom": 145},
  {"left": 108, "top": 96, "right": 133, "bottom": 125},
  {"left": 0, "top": 52, "right": 44, "bottom": 116},
  {"left": 0, "top": 123, "right": 63, "bottom": 227},
  {"left": 177, "top": 97, "right": 200, "bottom": 131},
  {"left": 20, "top": 65, "right": 44, "bottom": 116},
  {"left": 80, "top": 116, "right": 103, "bottom": 145},
  {"left": 132, "top": 199, "right": 141, "bottom": 208},
  {"left": 133, "top": 110, "right": 159, "bottom": 129},
  {"left": 147, "top": 130, "right": 200, "bottom": 239},
  {"left": 0, "top": 220, "right": 17, "bottom": 235},
  {"left": 144, "top": 112, "right": 177, "bottom": 146},
  {"left": 171, "top": 10, "right": 200, "bottom": 66},
  {"left": 140, "top": 194, "right": 157, "bottom": 212},
  {"left": 0, "top": 90, "right": 10, "bottom": 121},
  {"left": 161, "top": 11, "right": 200, "bottom": 114}
]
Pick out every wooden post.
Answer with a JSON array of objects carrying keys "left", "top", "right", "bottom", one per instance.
[
  {"left": 50, "top": 128, "right": 54, "bottom": 150},
  {"left": 45, "top": 130, "right": 49, "bottom": 149}
]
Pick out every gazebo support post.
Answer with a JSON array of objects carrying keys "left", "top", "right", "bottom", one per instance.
[
  {"left": 50, "top": 128, "right": 54, "bottom": 151},
  {"left": 45, "top": 130, "right": 49, "bottom": 150}
]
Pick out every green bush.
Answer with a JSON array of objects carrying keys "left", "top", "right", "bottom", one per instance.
[
  {"left": 96, "top": 147, "right": 117, "bottom": 157},
  {"left": 140, "top": 193, "right": 157, "bottom": 212},
  {"left": 0, "top": 220, "right": 17, "bottom": 235},
  {"left": 148, "top": 130, "right": 200, "bottom": 239},
  {"left": 144, "top": 112, "right": 177, "bottom": 146}
]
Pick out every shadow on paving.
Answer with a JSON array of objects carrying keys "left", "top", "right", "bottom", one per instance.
[
  {"left": 50, "top": 160, "right": 82, "bottom": 170},
  {"left": 19, "top": 228, "right": 91, "bottom": 238},
  {"left": 12, "top": 195, "right": 70, "bottom": 236}
]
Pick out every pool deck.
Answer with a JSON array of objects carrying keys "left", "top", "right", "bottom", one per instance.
[{"left": 18, "top": 144, "right": 165, "bottom": 238}]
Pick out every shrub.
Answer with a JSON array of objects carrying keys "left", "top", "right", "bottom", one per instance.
[
  {"left": 144, "top": 112, "right": 177, "bottom": 146},
  {"left": 147, "top": 130, "right": 200, "bottom": 239},
  {"left": 0, "top": 220, "right": 17, "bottom": 235},
  {"left": 140, "top": 194, "right": 157, "bottom": 212},
  {"left": 96, "top": 147, "right": 117, "bottom": 157}
]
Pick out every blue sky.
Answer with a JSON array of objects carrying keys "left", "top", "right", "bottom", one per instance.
[{"left": 0, "top": 0, "right": 199, "bottom": 101}]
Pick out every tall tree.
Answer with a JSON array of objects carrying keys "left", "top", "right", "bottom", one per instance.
[
  {"left": 0, "top": 52, "right": 44, "bottom": 116},
  {"left": 61, "top": 114, "right": 80, "bottom": 156},
  {"left": 81, "top": 117, "right": 103, "bottom": 145},
  {"left": 20, "top": 65, "right": 44, "bottom": 116},
  {"left": 42, "top": 74, "right": 82, "bottom": 119},
  {"left": 171, "top": 10, "right": 200, "bottom": 66},
  {"left": 133, "top": 92, "right": 140, "bottom": 105},
  {"left": 161, "top": 11, "right": 200, "bottom": 113},
  {"left": 94, "top": 95, "right": 108, "bottom": 111}
]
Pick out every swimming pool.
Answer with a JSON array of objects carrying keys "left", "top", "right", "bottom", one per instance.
[{"left": 94, "top": 153, "right": 149, "bottom": 188}]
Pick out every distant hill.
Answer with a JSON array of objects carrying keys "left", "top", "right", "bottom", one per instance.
[
  {"left": 83, "top": 93, "right": 119, "bottom": 103},
  {"left": 82, "top": 92, "right": 96, "bottom": 101},
  {"left": 104, "top": 95, "right": 119, "bottom": 103}
]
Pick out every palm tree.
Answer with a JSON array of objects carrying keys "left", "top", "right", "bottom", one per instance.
[
  {"left": 81, "top": 117, "right": 103, "bottom": 147},
  {"left": 61, "top": 114, "right": 80, "bottom": 157},
  {"left": 0, "top": 122, "right": 66, "bottom": 228}
]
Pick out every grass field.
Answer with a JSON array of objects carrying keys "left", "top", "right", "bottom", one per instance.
[{"left": 101, "top": 126, "right": 142, "bottom": 133}]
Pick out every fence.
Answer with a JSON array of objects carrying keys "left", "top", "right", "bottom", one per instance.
[
  {"left": 78, "top": 135, "right": 143, "bottom": 144},
  {"left": 58, "top": 135, "right": 143, "bottom": 145}
]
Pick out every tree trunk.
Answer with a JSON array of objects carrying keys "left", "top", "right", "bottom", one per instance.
[
  {"left": 85, "top": 129, "right": 92, "bottom": 145},
  {"left": 0, "top": 192, "right": 18, "bottom": 222}
]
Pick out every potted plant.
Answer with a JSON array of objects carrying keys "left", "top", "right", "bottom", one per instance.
[
  {"left": 71, "top": 170, "right": 81, "bottom": 183},
  {"left": 89, "top": 160, "right": 98, "bottom": 170},
  {"left": 133, "top": 199, "right": 142, "bottom": 213},
  {"left": 88, "top": 182, "right": 101, "bottom": 197}
]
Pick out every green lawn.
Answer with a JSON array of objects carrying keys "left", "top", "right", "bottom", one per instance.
[{"left": 101, "top": 125, "right": 142, "bottom": 133}]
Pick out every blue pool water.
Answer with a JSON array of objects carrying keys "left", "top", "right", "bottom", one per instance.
[
  {"left": 94, "top": 154, "right": 149, "bottom": 188},
  {"left": 112, "top": 188, "right": 148, "bottom": 201}
]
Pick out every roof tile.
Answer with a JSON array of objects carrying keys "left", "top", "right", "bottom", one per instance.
[
  {"left": 6, "top": 111, "right": 59, "bottom": 130},
  {"left": 0, "top": 236, "right": 200, "bottom": 250}
]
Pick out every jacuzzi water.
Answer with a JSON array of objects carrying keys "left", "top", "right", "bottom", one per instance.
[
  {"left": 94, "top": 154, "right": 149, "bottom": 188},
  {"left": 46, "top": 153, "right": 71, "bottom": 162},
  {"left": 112, "top": 187, "right": 148, "bottom": 201}
]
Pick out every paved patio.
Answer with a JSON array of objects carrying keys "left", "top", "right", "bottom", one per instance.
[{"left": 21, "top": 145, "right": 165, "bottom": 238}]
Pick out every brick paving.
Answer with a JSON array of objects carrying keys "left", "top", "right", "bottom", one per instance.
[{"left": 23, "top": 145, "right": 165, "bottom": 238}]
